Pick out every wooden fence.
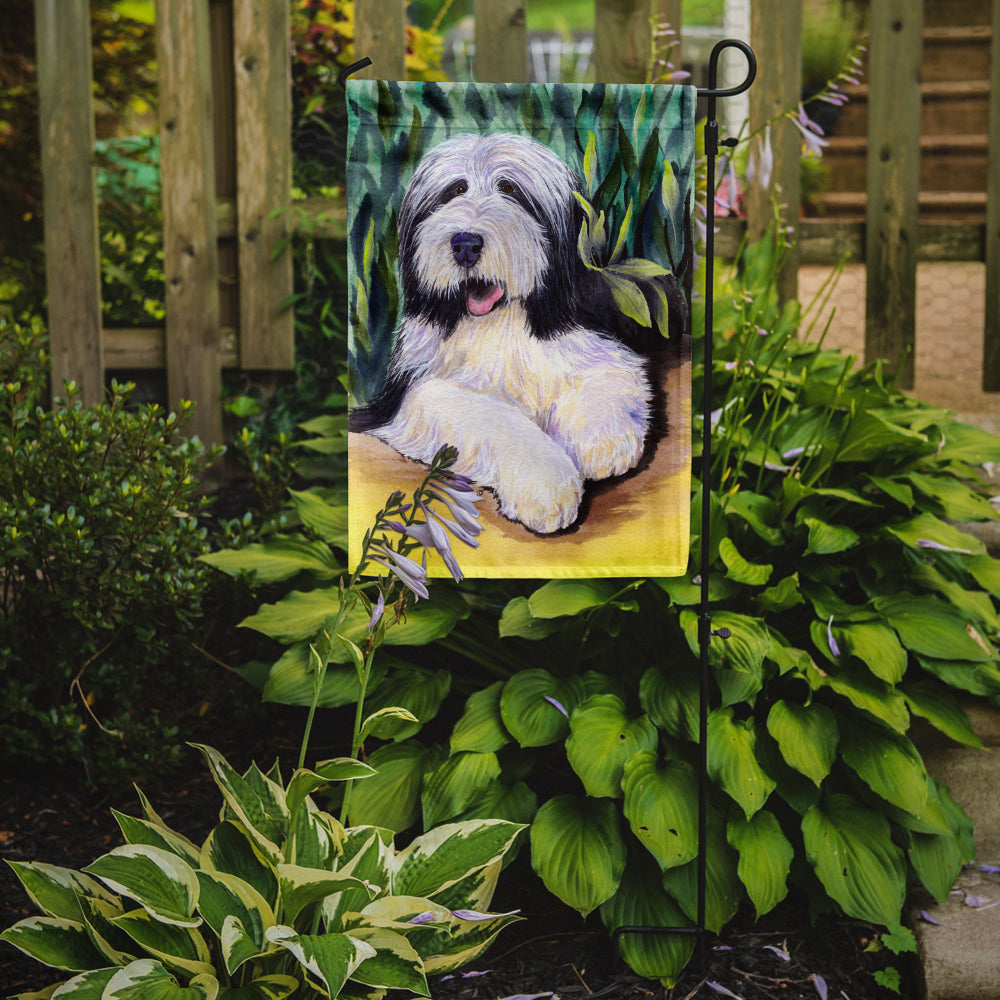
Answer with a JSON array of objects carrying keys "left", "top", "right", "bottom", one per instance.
[{"left": 33, "top": 0, "right": 1000, "bottom": 445}]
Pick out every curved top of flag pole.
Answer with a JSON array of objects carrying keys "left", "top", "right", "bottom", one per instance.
[{"left": 697, "top": 38, "right": 756, "bottom": 100}]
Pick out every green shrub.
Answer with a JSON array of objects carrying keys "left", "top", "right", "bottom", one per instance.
[{"left": 0, "top": 317, "right": 220, "bottom": 783}]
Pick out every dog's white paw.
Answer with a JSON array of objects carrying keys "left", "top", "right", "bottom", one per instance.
[
  {"left": 497, "top": 458, "right": 583, "bottom": 534},
  {"left": 575, "top": 418, "right": 648, "bottom": 480}
]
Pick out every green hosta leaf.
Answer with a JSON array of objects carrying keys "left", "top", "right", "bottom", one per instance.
[
  {"left": 526, "top": 579, "right": 617, "bottom": 618},
  {"left": 4, "top": 862, "right": 118, "bottom": 923},
  {"left": 802, "top": 517, "right": 859, "bottom": 556},
  {"left": 756, "top": 573, "right": 805, "bottom": 614},
  {"left": 835, "top": 410, "right": 927, "bottom": 463},
  {"left": 276, "top": 865, "right": 374, "bottom": 925},
  {"left": 111, "top": 908, "right": 214, "bottom": 978},
  {"left": 621, "top": 751, "right": 698, "bottom": 870},
  {"left": 83, "top": 846, "right": 200, "bottom": 928},
  {"left": 967, "top": 553, "right": 1000, "bottom": 597},
  {"left": 802, "top": 793, "right": 906, "bottom": 926},
  {"left": 190, "top": 746, "right": 287, "bottom": 863},
  {"left": 288, "top": 488, "right": 349, "bottom": 546},
  {"left": 362, "top": 667, "right": 451, "bottom": 740},
  {"left": 718, "top": 536, "right": 772, "bottom": 585},
  {"left": 450, "top": 682, "right": 511, "bottom": 754},
  {"left": 566, "top": 695, "right": 658, "bottom": 798},
  {"left": 909, "top": 823, "right": 966, "bottom": 905},
  {"left": 347, "top": 740, "right": 442, "bottom": 832},
  {"left": 765, "top": 700, "right": 838, "bottom": 786},
  {"left": 874, "top": 594, "right": 995, "bottom": 662},
  {"left": 916, "top": 655, "right": 1000, "bottom": 697},
  {"left": 639, "top": 664, "right": 699, "bottom": 742},
  {"left": 839, "top": 718, "right": 929, "bottom": 817},
  {"left": 707, "top": 708, "right": 776, "bottom": 818},
  {"left": 530, "top": 795, "right": 626, "bottom": 917},
  {"left": 724, "top": 490, "right": 785, "bottom": 545},
  {"left": 680, "top": 610, "right": 771, "bottom": 706},
  {"left": 906, "top": 472, "right": 998, "bottom": 521},
  {"left": 935, "top": 421, "right": 1000, "bottom": 464},
  {"left": 219, "top": 915, "right": 269, "bottom": 980},
  {"left": 345, "top": 926, "right": 428, "bottom": 994},
  {"left": 260, "top": 643, "right": 386, "bottom": 709},
  {"left": 216, "top": 975, "right": 299, "bottom": 1000},
  {"left": 392, "top": 820, "right": 524, "bottom": 901},
  {"left": 499, "top": 670, "right": 584, "bottom": 747},
  {"left": 600, "top": 853, "right": 694, "bottom": 987},
  {"left": 886, "top": 511, "right": 985, "bottom": 556},
  {"left": 287, "top": 800, "right": 341, "bottom": 874},
  {"left": 809, "top": 661, "right": 910, "bottom": 732},
  {"left": 497, "top": 596, "right": 565, "bottom": 639},
  {"left": 901, "top": 680, "right": 983, "bottom": 748},
  {"left": 265, "top": 926, "right": 375, "bottom": 998},
  {"left": 421, "top": 751, "right": 502, "bottom": 828},
  {"left": 453, "top": 779, "right": 538, "bottom": 827},
  {"left": 833, "top": 621, "right": 908, "bottom": 684},
  {"left": 727, "top": 811, "right": 793, "bottom": 918},
  {"left": 103, "top": 959, "right": 218, "bottom": 1000},
  {"left": 195, "top": 871, "right": 273, "bottom": 974},
  {"left": 112, "top": 812, "right": 201, "bottom": 868},
  {"left": 200, "top": 822, "right": 278, "bottom": 910},
  {"left": 285, "top": 759, "right": 376, "bottom": 822},
  {"left": 200, "top": 536, "right": 342, "bottom": 584},
  {"left": 0, "top": 916, "right": 107, "bottom": 971},
  {"left": 661, "top": 811, "right": 741, "bottom": 933}
]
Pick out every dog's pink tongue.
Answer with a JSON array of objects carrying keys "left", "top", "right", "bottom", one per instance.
[{"left": 467, "top": 283, "right": 504, "bottom": 316}]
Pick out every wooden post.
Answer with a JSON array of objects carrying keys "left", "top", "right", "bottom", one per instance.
[
  {"left": 354, "top": 0, "right": 406, "bottom": 80},
  {"left": 983, "top": 0, "right": 1000, "bottom": 391},
  {"left": 746, "top": 0, "right": 801, "bottom": 305},
  {"left": 474, "top": 0, "right": 527, "bottom": 82},
  {"left": 594, "top": 0, "right": 654, "bottom": 83},
  {"left": 864, "top": 0, "right": 923, "bottom": 390},
  {"left": 34, "top": 0, "right": 104, "bottom": 405},
  {"left": 157, "top": 0, "right": 223, "bottom": 445},
  {"left": 233, "top": 0, "right": 294, "bottom": 369}
]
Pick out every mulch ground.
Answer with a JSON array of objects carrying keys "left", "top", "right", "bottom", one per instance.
[{"left": 1, "top": 740, "right": 913, "bottom": 1000}]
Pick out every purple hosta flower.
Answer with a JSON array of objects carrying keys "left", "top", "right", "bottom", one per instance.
[
  {"left": 917, "top": 538, "right": 973, "bottom": 555},
  {"left": 715, "top": 157, "right": 741, "bottom": 215},
  {"left": 812, "top": 974, "right": 828, "bottom": 1000},
  {"left": 497, "top": 994, "right": 558, "bottom": 1000},
  {"left": 451, "top": 908, "right": 521, "bottom": 921},
  {"left": 407, "top": 911, "right": 438, "bottom": 925},
  {"left": 367, "top": 590, "right": 385, "bottom": 631},
  {"left": 544, "top": 695, "right": 569, "bottom": 718},
  {"left": 403, "top": 506, "right": 465, "bottom": 582},
  {"left": 979, "top": 864, "right": 1000, "bottom": 874},
  {"left": 425, "top": 480, "right": 484, "bottom": 541},
  {"left": 791, "top": 104, "right": 829, "bottom": 157},
  {"left": 827, "top": 616, "right": 841, "bottom": 658},
  {"left": 441, "top": 970, "right": 493, "bottom": 981},
  {"left": 763, "top": 944, "right": 791, "bottom": 962},
  {"left": 707, "top": 983, "right": 742, "bottom": 999},
  {"left": 369, "top": 542, "right": 429, "bottom": 600},
  {"left": 746, "top": 125, "right": 774, "bottom": 190}
]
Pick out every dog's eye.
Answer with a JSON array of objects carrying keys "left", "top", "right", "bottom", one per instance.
[
  {"left": 497, "top": 180, "right": 517, "bottom": 196},
  {"left": 443, "top": 180, "right": 468, "bottom": 202}
]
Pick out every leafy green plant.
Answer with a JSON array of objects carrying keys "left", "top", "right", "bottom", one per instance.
[
  {"left": 1, "top": 743, "right": 524, "bottom": 999},
  {"left": 0, "top": 317, "right": 220, "bottom": 783}
]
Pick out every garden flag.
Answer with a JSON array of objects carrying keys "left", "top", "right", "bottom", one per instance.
[{"left": 346, "top": 80, "right": 696, "bottom": 578}]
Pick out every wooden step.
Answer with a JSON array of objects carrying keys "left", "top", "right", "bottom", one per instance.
[
  {"left": 922, "top": 25, "right": 993, "bottom": 83},
  {"left": 813, "top": 190, "right": 987, "bottom": 222}
]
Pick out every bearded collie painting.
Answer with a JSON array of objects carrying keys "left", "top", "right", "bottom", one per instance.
[{"left": 346, "top": 81, "right": 695, "bottom": 577}]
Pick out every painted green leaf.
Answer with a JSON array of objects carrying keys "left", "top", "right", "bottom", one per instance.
[
  {"left": 499, "top": 670, "right": 584, "bottom": 747},
  {"left": 530, "top": 795, "right": 626, "bottom": 917},
  {"left": 200, "top": 536, "right": 342, "bottom": 584},
  {"left": 839, "top": 719, "right": 929, "bottom": 817},
  {"left": 565, "top": 695, "right": 658, "bottom": 798},
  {"left": 527, "top": 579, "right": 616, "bottom": 618},
  {"left": 639, "top": 664, "right": 699, "bottom": 742},
  {"left": 707, "top": 708, "right": 776, "bottom": 818},
  {"left": 718, "top": 537, "right": 772, "bottom": 586},
  {"left": 450, "top": 682, "right": 511, "bottom": 754},
  {"left": 765, "top": 700, "right": 838, "bottom": 786},
  {"left": 4, "top": 862, "right": 118, "bottom": 923},
  {"left": 421, "top": 751, "right": 502, "bottom": 828},
  {"left": 875, "top": 594, "right": 995, "bottom": 662},
  {"left": 727, "top": 811, "right": 793, "bottom": 917},
  {"left": 621, "top": 751, "right": 699, "bottom": 870},
  {"left": 265, "top": 926, "right": 374, "bottom": 998},
  {"left": 103, "top": 959, "right": 217, "bottom": 1000},
  {"left": 802, "top": 794, "right": 906, "bottom": 926},
  {"left": 83, "top": 846, "right": 200, "bottom": 928},
  {"left": 110, "top": 908, "right": 214, "bottom": 978},
  {"left": 599, "top": 853, "right": 694, "bottom": 987},
  {"left": 0, "top": 916, "right": 107, "bottom": 972},
  {"left": 346, "top": 740, "right": 441, "bottom": 832}
]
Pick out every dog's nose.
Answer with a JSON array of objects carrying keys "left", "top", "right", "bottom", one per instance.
[{"left": 451, "top": 232, "right": 483, "bottom": 269}]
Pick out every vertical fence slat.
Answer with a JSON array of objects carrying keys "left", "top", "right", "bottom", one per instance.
[
  {"left": 474, "top": 0, "right": 527, "bottom": 81},
  {"left": 594, "top": 0, "right": 654, "bottom": 83},
  {"left": 658, "top": 0, "right": 682, "bottom": 77},
  {"left": 747, "top": 0, "right": 801, "bottom": 304},
  {"left": 34, "top": 0, "right": 103, "bottom": 405},
  {"left": 354, "top": 0, "right": 406, "bottom": 80},
  {"left": 233, "top": 0, "right": 294, "bottom": 369},
  {"left": 157, "top": 0, "right": 223, "bottom": 445},
  {"left": 983, "top": 0, "right": 1000, "bottom": 390},
  {"left": 864, "top": 0, "right": 923, "bottom": 390}
]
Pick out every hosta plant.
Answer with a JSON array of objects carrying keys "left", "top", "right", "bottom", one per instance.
[{"left": 1, "top": 743, "right": 523, "bottom": 999}]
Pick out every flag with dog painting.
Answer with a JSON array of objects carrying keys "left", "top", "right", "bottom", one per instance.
[{"left": 346, "top": 80, "right": 696, "bottom": 578}]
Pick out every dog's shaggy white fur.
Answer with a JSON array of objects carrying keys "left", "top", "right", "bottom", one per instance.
[{"left": 350, "top": 132, "right": 654, "bottom": 535}]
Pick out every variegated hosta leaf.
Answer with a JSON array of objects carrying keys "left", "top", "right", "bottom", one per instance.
[
  {"left": 112, "top": 811, "right": 201, "bottom": 868},
  {"left": 214, "top": 974, "right": 299, "bottom": 1000},
  {"left": 600, "top": 854, "right": 694, "bottom": 987},
  {"left": 110, "top": 908, "right": 214, "bottom": 979},
  {"left": 77, "top": 894, "right": 136, "bottom": 966},
  {"left": 322, "top": 829, "right": 393, "bottom": 930},
  {"left": 4, "top": 861, "right": 118, "bottom": 922},
  {"left": 706, "top": 707, "right": 776, "bottom": 819},
  {"left": 344, "top": 926, "right": 429, "bottom": 995},
  {"left": 277, "top": 865, "right": 376, "bottom": 925},
  {"left": 200, "top": 822, "right": 278, "bottom": 910},
  {"left": 288, "top": 802, "right": 343, "bottom": 870},
  {"left": 420, "top": 906, "right": 523, "bottom": 975},
  {"left": 0, "top": 916, "right": 107, "bottom": 972},
  {"left": 195, "top": 871, "right": 274, "bottom": 974},
  {"left": 265, "top": 926, "right": 376, "bottom": 998},
  {"left": 621, "top": 751, "right": 699, "bottom": 871},
  {"left": 391, "top": 820, "right": 524, "bottom": 901},
  {"left": 102, "top": 958, "right": 218, "bottom": 999},
  {"left": 83, "top": 845, "right": 200, "bottom": 928},
  {"left": 802, "top": 793, "right": 906, "bottom": 927},
  {"left": 765, "top": 700, "right": 838, "bottom": 786},
  {"left": 529, "top": 795, "right": 626, "bottom": 917},
  {"left": 566, "top": 695, "right": 658, "bottom": 799},
  {"left": 727, "top": 810, "right": 793, "bottom": 918},
  {"left": 46, "top": 966, "right": 118, "bottom": 997},
  {"left": 285, "top": 760, "right": 375, "bottom": 824},
  {"left": 191, "top": 745, "right": 288, "bottom": 863}
]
